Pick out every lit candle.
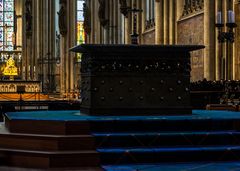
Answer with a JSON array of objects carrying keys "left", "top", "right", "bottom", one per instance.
[{"left": 217, "top": 11, "right": 222, "bottom": 24}]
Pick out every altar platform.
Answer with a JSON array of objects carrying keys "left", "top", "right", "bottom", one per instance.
[{"left": 2, "top": 110, "right": 240, "bottom": 169}]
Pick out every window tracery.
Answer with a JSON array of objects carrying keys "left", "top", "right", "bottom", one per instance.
[{"left": 182, "top": 0, "right": 204, "bottom": 17}]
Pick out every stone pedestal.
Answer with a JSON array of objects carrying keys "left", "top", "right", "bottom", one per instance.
[{"left": 71, "top": 44, "right": 204, "bottom": 115}]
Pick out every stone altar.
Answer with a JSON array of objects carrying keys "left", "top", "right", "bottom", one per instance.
[{"left": 71, "top": 44, "right": 204, "bottom": 115}]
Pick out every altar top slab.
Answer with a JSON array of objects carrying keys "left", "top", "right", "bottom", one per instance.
[{"left": 70, "top": 44, "right": 205, "bottom": 54}]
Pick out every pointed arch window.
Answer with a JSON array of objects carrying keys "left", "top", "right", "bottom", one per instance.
[
  {"left": 0, "top": 0, "right": 15, "bottom": 51},
  {"left": 145, "top": 0, "right": 155, "bottom": 30},
  {"left": 77, "top": 0, "right": 85, "bottom": 45}
]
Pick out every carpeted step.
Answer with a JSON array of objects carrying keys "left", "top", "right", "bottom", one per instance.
[
  {"left": 90, "top": 119, "right": 240, "bottom": 133},
  {"left": 98, "top": 146, "right": 240, "bottom": 165},
  {"left": 93, "top": 131, "right": 240, "bottom": 148},
  {"left": 0, "top": 148, "right": 100, "bottom": 168}
]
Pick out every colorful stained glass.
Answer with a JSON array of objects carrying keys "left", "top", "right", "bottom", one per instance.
[
  {"left": 77, "top": 0, "right": 85, "bottom": 44},
  {"left": 0, "top": 12, "right": 3, "bottom": 20},
  {"left": 4, "top": 12, "right": 13, "bottom": 21},
  {"left": 4, "top": 2, "right": 13, "bottom": 11},
  {"left": 0, "top": 0, "right": 3, "bottom": 11},
  {"left": 5, "top": 22, "right": 13, "bottom": 26},
  {"left": 77, "top": 22, "right": 85, "bottom": 44},
  {"left": 77, "top": 1, "right": 83, "bottom": 10},
  {"left": 0, "top": 0, "right": 14, "bottom": 51},
  {"left": 77, "top": 0, "right": 85, "bottom": 62},
  {"left": 0, "top": 32, "right": 3, "bottom": 41},
  {"left": 6, "top": 32, "right": 12, "bottom": 41}
]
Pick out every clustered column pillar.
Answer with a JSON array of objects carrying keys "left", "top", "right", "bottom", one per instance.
[
  {"left": 163, "top": 0, "right": 169, "bottom": 44},
  {"left": 204, "top": 0, "right": 216, "bottom": 80},
  {"left": 155, "top": 0, "right": 163, "bottom": 44},
  {"left": 234, "top": 1, "right": 240, "bottom": 80}
]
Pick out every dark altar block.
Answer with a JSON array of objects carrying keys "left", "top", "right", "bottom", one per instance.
[{"left": 71, "top": 44, "right": 204, "bottom": 115}]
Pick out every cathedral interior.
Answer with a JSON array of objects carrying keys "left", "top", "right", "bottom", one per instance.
[
  {"left": 0, "top": 0, "right": 239, "bottom": 96},
  {"left": 2, "top": 0, "right": 240, "bottom": 170}
]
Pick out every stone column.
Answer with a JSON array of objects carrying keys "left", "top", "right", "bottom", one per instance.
[
  {"left": 234, "top": 1, "right": 240, "bottom": 80},
  {"left": 215, "top": 0, "right": 222, "bottom": 80},
  {"left": 225, "top": 0, "right": 234, "bottom": 80},
  {"left": 71, "top": 0, "right": 76, "bottom": 96},
  {"left": 141, "top": 0, "right": 146, "bottom": 34},
  {"left": 163, "top": 0, "right": 169, "bottom": 44},
  {"left": 155, "top": 0, "right": 163, "bottom": 44},
  {"left": 96, "top": 1, "right": 101, "bottom": 44},
  {"left": 204, "top": 0, "right": 215, "bottom": 80},
  {"left": 169, "top": 0, "right": 175, "bottom": 44},
  {"left": 137, "top": 0, "right": 142, "bottom": 44},
  {"left": 124, "top": 0, "right": 131, "bottom": 44},
  {"left": 176, "top": 0, "right": 184, "bottom": 43},
  {"left": 90, "top": 0, "right": 95, "bottom": 43},
  {"left": 113, "top": 0, "right": 118, "bottom": 44}
]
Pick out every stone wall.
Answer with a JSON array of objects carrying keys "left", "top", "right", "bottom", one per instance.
[
  {"left": 177, "top": 13, "right": 204, "bottom": 81},
  {"left": 142, "top": 29, "right": 155, "bottom": 45},
  {"left": 235, "top": 3, "right": 240, "bottom": 80}
]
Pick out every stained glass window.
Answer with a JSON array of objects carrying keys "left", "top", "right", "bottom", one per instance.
[
  {"left": 76, "top": 0, "right": 85, "bottom": 62},
  {"left": 145, "top": 0, "right": 155, "bottom": 30},
  {"left": 0, "top": 0, "right": 14, "bottom": 51},
  {"left": 77, "top": 0, "right": 85, "bottom": 45}
]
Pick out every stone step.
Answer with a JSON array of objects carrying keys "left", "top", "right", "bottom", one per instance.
[
  {"left": 0, "top": 148, "right": 100, "bottom": 168},
  {"left": 5, "top": 118, "right": 91, "bottom": 135},
  {"left": 0, "top": 133, "right": 95, "bottom": 151}
]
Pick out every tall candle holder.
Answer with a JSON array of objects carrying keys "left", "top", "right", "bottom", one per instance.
[
  {"left": 128, "top": 3, "right": 142, "bottom": 45},
  {"left": 215, "top": 11, "right": 237, "bottom": 80}
]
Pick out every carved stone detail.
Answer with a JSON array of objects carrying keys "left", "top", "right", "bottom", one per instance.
[
  {"left": 119, "top": 0, "right": 128, "bottom": 17},
  {"left": 58, "top": 1, "right": 67, "bottom": 35},
  {"left": 98, "top": 0, "right": 109, "bottom": 27},
  {"left": 182, "top": 0, "right": 204, "bottom": 17},
  {"left": 80, "top": 56, "right": 191, "bottom": 75},
  {"left": 83, "top": 3, "right": 91, "bottom": 35},
  {"left": 25, "top": 0, "right": 32, "bottom": 37}
]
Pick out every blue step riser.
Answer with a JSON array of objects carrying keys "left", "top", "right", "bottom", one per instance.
[
  {"left": 90, "top": 120, "right": 238, "bottom": 132},
  {"left": 90, "top": 117, "right": 240, "bottom": 165},
  {"left": 94, "top": 134, "right": 240, "bottom": 148},
  {"left": 99, "top": 150, "right": 240, "bottom": 164}
]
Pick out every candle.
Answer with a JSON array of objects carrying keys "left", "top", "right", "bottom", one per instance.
[
  {"left": 228, "top": 10, "right": 235, "bottom": 23},
  {"left": 217, "top": 11, "right": 222, "bottom": 24},
  {"left": 232, "top": 11, "right": 235, "bottom": 23}
]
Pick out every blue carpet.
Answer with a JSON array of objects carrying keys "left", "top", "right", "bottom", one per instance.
[
  {"left": 5, "top": 110, "right": 240, "bottom": 121},
  {"left": 93, "top": 130, "right": 239, "bottom": 136},
  {"left": 103, "top": 162, "right": 240, "bottom": 171},
  {"left": 97, "top": 145, "right": 240, "bottom": 153}
]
